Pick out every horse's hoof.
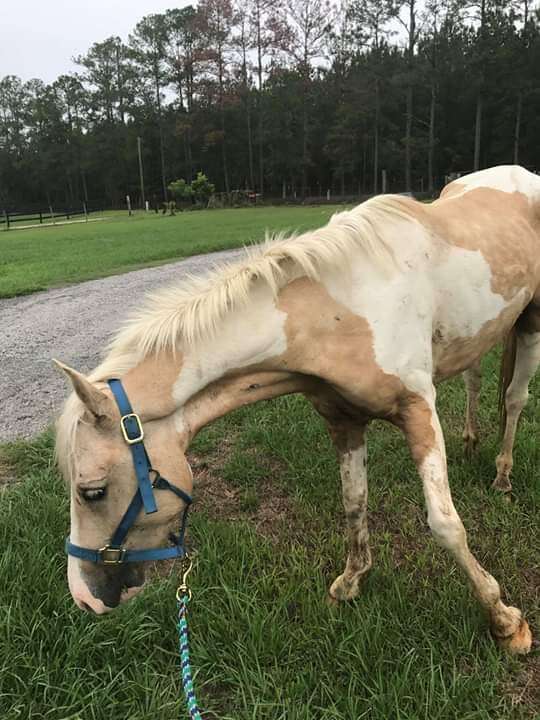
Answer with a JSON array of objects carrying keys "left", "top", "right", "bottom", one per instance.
[
  {"left": 495, "top": 619, "right": 533, "bottom": 655},
  {"left": 491, "top": 476, "right": 512, "bottom": 496},
  {"left": 462, "top": 434, "right": 478, "bottom": 459},
  {"left": 327, "top": 592, "right": 340, "bottom": 608},
  {"left": 329, "top": 573, "right": 365, "bottom": 603}
]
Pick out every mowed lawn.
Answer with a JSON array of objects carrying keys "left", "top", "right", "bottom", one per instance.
[
  {"left": 0, "top": 206, "right": 351, "bottom": 298},
  {"left": 0, "top": 351, "right": 538, "bottom": 719}
]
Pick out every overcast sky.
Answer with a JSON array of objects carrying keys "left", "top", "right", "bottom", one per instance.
[{"left": 1, "top": 0, "right": 192, "bottom": 84}]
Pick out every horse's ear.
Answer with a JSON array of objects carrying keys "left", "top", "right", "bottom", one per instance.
[{"left": 53, "top": 360, "right": 115, "bottom": 420}]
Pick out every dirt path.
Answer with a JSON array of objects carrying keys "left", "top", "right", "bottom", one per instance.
[{"left": 0, "top": 248, "right": 243, "bottom": 442}]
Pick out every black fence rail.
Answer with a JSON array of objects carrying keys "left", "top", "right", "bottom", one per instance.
[{"left": 0, "top": 204, "right": 95, "bottom": 230}]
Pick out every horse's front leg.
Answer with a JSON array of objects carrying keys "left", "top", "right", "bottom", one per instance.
[
  {"left": 327, "top": 424, "right": 372, "bottom": 602},
  {"left": 400, "top": 384, "right": 532, "bottom": 654}
]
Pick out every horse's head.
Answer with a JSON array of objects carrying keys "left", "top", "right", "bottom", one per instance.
[{"left": 55, "top": 362, "right": 193, "bottom": 614}]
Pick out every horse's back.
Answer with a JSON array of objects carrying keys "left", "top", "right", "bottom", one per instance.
[
  {"left": 440, "top": 165, "right": 540, "bottom": 205},
  {"left": 425, "top": 167, "right": 540, "bottom": 296}
]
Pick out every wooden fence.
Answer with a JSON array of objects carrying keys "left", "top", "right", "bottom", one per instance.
[{"left": 0, "top": 204, "right": 94, "bottom": 230}]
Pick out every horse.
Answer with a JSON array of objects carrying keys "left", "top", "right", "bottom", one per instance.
[{"left": 55, "top": 164, "right": 540, "bottom": 654}]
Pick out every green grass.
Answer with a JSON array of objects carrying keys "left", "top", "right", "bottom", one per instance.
[
  {"left": 0, "top": 351, "right": 538, "bottom": 719},
  {"left": 0, "top": 206, "right": 350, "bottom": 298}
]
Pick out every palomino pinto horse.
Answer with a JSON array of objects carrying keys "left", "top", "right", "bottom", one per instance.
[{"left": 56, "top": 165, "right": 539, "bottom": 654}]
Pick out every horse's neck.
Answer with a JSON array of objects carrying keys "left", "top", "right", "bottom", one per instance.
[
  {"left": 179, "top": 280, "right": 313, "bottom": 438},
  {"left": 122, "top": 281, "right": 307, "bottom": 440},
  {"left": 174, "top": 282, "right": 290, "bottom": 406}
]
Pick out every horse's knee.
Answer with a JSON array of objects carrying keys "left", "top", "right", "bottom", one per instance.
[
  {"left": 428, "top": 509, "right": 466, "bottom": 551},
  {"left": 505, "top": 388, "right": 528, "bottom": 415}
]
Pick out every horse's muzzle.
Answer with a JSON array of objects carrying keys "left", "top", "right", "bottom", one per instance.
[{"left": 71, "top": 560, "right": 145, "bottom": 613}]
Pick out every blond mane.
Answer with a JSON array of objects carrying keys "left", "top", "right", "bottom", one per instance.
[
  {"left": 105, "top": 194, "right": 414, "bottom": 359},
  {"left": 56, "top": 194, "right": 416, "bottom": 475}
]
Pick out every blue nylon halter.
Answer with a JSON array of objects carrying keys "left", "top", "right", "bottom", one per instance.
[{"left": 65, "top": 378, "right": 193, "bottom": 565}]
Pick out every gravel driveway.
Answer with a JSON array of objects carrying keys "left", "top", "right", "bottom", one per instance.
[{"left": 0, "top": 248, "right": 244, "bottom": 442}]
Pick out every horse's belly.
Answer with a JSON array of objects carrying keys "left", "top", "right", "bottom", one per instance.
[{"left": 432, "top": 292, "right": 530, "bottom": 381}]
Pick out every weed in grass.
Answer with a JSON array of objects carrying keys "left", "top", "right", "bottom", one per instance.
[{"left": 240, "top": 489, "right": 260, "bottom": 513}]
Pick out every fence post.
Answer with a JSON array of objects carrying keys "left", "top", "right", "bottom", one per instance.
[
  {"left": 3, "top": 210, "right": 9, "bottom": 231},
  {"left": 39, "top": 211, "right": 43, "bottom": 224},
  {"left": 66, "top": 208, "right": 70, "bottom": 220},
  {"left": 83, "top": 202, "right": 88, "bottom": 222},
  {"left": 49, "top": 205, "right": 55, "bottom": 224}
]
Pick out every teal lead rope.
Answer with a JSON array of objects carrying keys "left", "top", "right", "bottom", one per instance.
[{"left": 176, "top": 557, "right": 203, "bottom": 720}]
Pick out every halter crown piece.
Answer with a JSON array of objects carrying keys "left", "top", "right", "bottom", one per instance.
[{"left": 65, "top": 378, "right": 193, "bottom": 565}]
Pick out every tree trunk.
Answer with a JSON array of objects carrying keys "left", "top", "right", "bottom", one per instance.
[
  {"left": 428, "top": 81, "right": 436, "bottom": 193},
  {"left": 405, "top": 84, "right": 413, "bottom": 191},
  {"left": 219, "top": 106, "right": 229, "bottom": 195},
  {"left": 513, "top": 91, "right": 522, "bottom": 165},
  {"left": 80, "top": 168, "right": 89, "bottom": 204},
  {"left": 241, "top": 43, "right": 255, "bottom": 189},
  {"left": 186, "top": 67, "right": 194, "bottom": 182},
  {"left": 115, "top": 43, "right": 125, "bottom": 124},
  {"left": 373, "top": 77, "right": 380, "bottom": 194},
  {"left": 157, "top": 109, "right": 167, "bottom": 201},
  {"left": 257, "top": 96, "right": 264, "bottom": 194},
  {"left": 301, "top": 71, "right": 309, "bottom": 199},
  {"left": 217, "top": 45, "right": 230, "bottom": 195},
  {"left": 474, "top": 93, "right": 482, "bottom": 171},
  {"left": 405, "top": 0, "right": 416, "bottom": 193},
  {"left": 246, "top": 100, "right": 255, "bottom": 189},
  {"left": 256, "top": 7, "right": 264, "bottom": 195},
  {"left": 184, "top": 126, "right": 193, "bottom": 183},
  {"left": 362, "top": 135, "right": 367, "bottom": 193},
  {"left": 301, "top": 103, "right": 308, "bottom": 198}
]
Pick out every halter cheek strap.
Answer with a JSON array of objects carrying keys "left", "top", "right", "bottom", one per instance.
[{"left": 65, "top": 378, "right": 193, "bottom": 565}]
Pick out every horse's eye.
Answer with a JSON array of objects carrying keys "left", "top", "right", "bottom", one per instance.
[{"left": 80, "top": 487, "right": 107, "bottom": 502}]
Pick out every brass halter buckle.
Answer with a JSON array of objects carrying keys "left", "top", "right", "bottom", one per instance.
[
  {"left": 99, "top": 545, "right": 126, "bottom": 564},
  {"left": 120, "top": 413, "right": 144, "bottom": 445}
]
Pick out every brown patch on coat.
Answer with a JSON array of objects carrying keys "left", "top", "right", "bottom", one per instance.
[
  {"left": 275, "top": 277, "right": 405, "bottom": 417},
  {"left": 123, "top": 351, "right": 184, "bottom": 420},
  {"left": 183, "top": 278, "right": 439, "bottom": 467},
  {"left": 423, "top": 188, "right": 540, "bottom": 301},
  {"left": 276, "top": 278, "right": 440, "bottom": 465},
  {"left": 394, "top": 394, "right": 437, "bottom": 468},
  {"left": 400, "top": 187, "right": 540, "bottom": 380}
]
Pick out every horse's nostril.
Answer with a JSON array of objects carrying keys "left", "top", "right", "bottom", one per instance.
[{"left": 80, "top": 601, "right": 95, "bottom": 614}]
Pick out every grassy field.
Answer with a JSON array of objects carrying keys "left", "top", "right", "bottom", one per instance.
[
  {"left": 0, "top": 206, "right": 350, "bottom": 298},
  {"left": 0, "top": 350, "right": 538, "bottom": 719}
]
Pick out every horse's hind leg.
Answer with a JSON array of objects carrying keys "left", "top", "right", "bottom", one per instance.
[
  {"left": 462, "top": 359, "right": 482, "bottom": 457},
  {"left": 328, "top": 423, "right": 371, "bottom": 602},
  {"left": 400, "top": 382, "right": 532, "bottom": 653},
  {"left": 494, "top": 316, "right": 540, "bottom": 493}
]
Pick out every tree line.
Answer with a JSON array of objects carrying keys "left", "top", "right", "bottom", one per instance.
[{"left": 1, "top": 0, "right": 539, "bottom": 210}]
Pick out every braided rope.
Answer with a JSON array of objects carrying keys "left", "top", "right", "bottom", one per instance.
[{"left": 177, "top": 594, "right": 203, "bottom": 720}]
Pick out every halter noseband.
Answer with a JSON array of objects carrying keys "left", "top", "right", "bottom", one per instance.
[{"left": 65, "top": 378, "right": 193, "bottom": 565}]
